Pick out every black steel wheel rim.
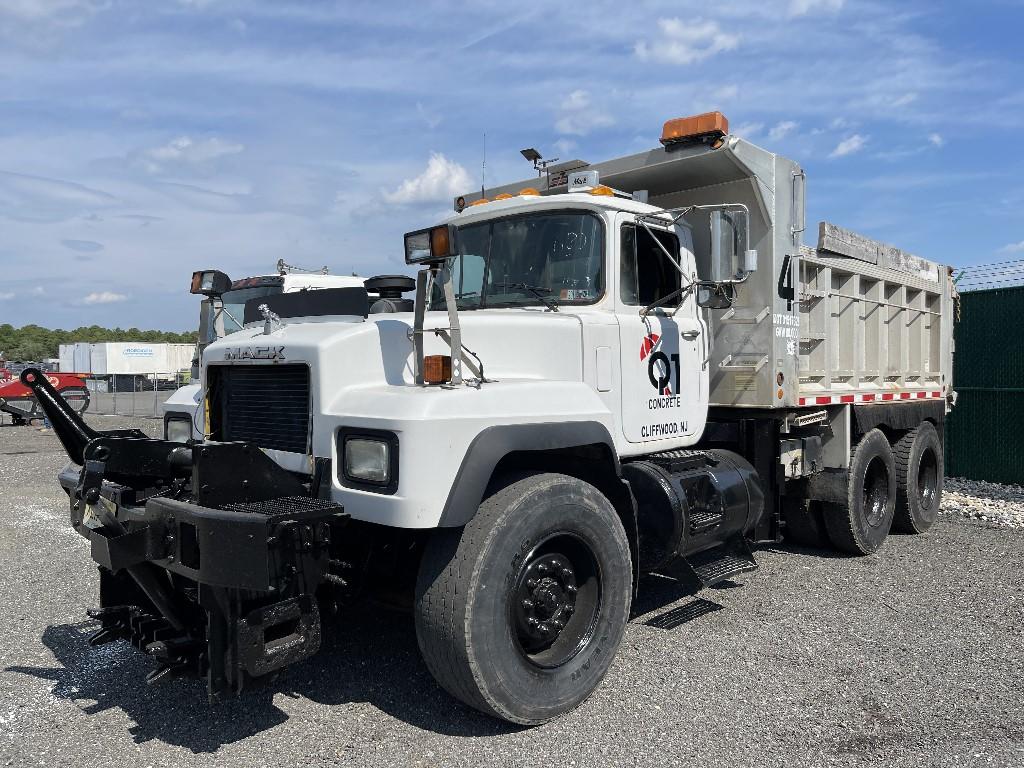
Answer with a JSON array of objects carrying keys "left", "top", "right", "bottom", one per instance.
[
  {"left": 509, "top": 531, "right": 602, "bottom": 670},
  {"left": 917, "top": 447, "right": 938, "bottom": 511},
  {"left": 862, "top": 456, "right": 890, "bottom": 527}
]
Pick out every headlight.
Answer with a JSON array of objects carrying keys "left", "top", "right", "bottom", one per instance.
[
  {"left": 165, "top": 416, "right": 192, "bottom": 443},
  {"left": 344, "top": 438, "right": 390, "bottom": 484}
]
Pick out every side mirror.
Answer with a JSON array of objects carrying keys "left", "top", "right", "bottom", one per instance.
[
  {"left": 197, "top": 299, "right": 218, "bottom": 345},
  {"left": 697, "top": 283, "right": 733, "bottom": 309},
  {"left": 710, "top": 210, "right": 756, "bottom": 280}
]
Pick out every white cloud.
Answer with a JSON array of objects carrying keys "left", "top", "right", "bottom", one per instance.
[
  {"left": 0, "top": 170, "right": 117, "bottom": 222},
  {"left": 553, "top": 139, "right": 578, "bottom": 157},
  {"left": 732, "top": 122, "right": 764, "bottom": 139},
  {"left": 829, "top": 134, "right": 867, "bottom": 158},
  {"left": 928, "top": 132, "right": 945, "bottom": 147},
  {"left": 554, "top": 90, "right": 614, "bottom": 136},
  {"left": 0, "top": 292, "right": 14, "bottom": 300},
  {"left": 635, "top": 18, "right": 739, "bottom": 66},
  {"left": 769, "top": 121, "right": 799, "bottom": 141},
  {"left": 141, "top": 136, "right": 244, "bottom": 173},
  {"left": 0, "top": 0, "right": 97, "bottom": 21},
  {"left": 83, "top": 291, "right": 127, "bottom": 304},
  {"left": 891, "top": 93, "right": 917, "bottom": 108},
  {"left": 789, "top": 0, "right": 844, "bottom": 16},
  {"left": 999, "top": 240, "right": 1024, "bottom": 254},
  {"left": 383, "top": 153, "right": 472, "bottom": 204},
  {"left": 31, "top": 286, "right": 45, "bottom": 296},
  {"left": 415, "top": 102, "right": 442, "bottom": 130}
]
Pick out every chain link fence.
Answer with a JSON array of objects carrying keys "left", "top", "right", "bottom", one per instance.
[{"left": 84, "top": 372, "right": 192, "bottom": 418}]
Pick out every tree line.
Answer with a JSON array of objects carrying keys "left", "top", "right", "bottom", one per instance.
[{"left": 0, "top": 324, "right": 198, "bottom": 363}]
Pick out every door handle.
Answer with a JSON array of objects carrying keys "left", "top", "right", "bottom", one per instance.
[{"left": 681, "top": 329, "right": 700, "bottom": 340}]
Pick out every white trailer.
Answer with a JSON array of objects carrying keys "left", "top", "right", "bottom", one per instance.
[
  {"left": 58, "top": 342, "right": 195, "bottom": 376},
  {"left": 89, "top": 343, "right": 196, "bottom": 376},
  {"left": 58, "top": 342, "right": 92, "bottom": 374},
  {"left": 38, "top": 111, "right": 956, "bottom": 728}
]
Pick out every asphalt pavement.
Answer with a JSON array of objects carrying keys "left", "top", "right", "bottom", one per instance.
[{"left": 1, "top": 415, "right": 1022, "bottom": 767}]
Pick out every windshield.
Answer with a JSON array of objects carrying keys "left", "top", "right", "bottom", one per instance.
[
  {"left": 219, "top": 286, "right": 283, "bottom": 333},
  {"left": 432, "top": 211, "right": 604, "bottom": 310}
]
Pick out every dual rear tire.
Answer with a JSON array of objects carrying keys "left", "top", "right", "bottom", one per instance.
[{"left": 813, "top": 422, "right": 943, "bottom": 555}]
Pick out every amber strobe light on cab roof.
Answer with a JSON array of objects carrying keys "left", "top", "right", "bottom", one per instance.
[{"left": 660, "top": 111, "right": 729, "bottom": 147}]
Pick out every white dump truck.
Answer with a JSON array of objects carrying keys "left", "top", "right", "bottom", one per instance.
[
  {"left": 162, "top": 261, "right": 391, "bottom": 441},
  {"left": 29, "top": 111, "right": 955, "bottom": 725}
]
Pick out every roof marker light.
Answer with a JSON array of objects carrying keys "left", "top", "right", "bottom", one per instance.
[
  {"left": 590, "top": 185, "right": 614, "bottom": 196},
  {"left": 660, "top": 111, "right": 729, "bottom": 146},
  {"left": 493, "top": 193, "right": 513, "bottom": 200},
  {"left": 469, "top": 198, "right": 490, "bottom": 207},
  {"left": 518, "top": 188, "right": 540, "bottom": 196}
]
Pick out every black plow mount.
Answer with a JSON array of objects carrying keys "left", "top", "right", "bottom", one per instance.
[{"left": 20, "top": 368, "right": 349, "bottom": 700}]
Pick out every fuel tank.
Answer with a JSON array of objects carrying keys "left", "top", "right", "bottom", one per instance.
[{"left": 622, "top": 449, "right": 764, "bottom": 573}]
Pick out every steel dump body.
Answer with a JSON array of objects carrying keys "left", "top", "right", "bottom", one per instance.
[
  {"left": 468, "top": 136, "right": 954, "bottom": 410},
  {"left": 797, "top": 228, "right": 953, "bottom": 408}
]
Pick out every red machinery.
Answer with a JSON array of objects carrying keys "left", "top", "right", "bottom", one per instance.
[{"left": 0, "top": 370, "right": 90, "bottom": 424}]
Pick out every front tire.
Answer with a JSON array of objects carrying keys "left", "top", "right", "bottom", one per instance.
[
  {"left": 823, "top": 428, "right": 897, "bottom": 555},
  {"left": 891, "top": 422, "right": 942, "bottom": 534},
  {"left": 414, "top": 473, "right": 632, "bottom": 725}
]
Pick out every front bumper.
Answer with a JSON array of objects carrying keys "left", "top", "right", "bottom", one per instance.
[{"left": 58, "top": 454, "right": 348, "bottom": 699}]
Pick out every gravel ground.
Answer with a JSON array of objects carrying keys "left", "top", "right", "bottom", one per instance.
[
  {"left": 943, "top": 478, "right": 1024, "bottom": 528},
  {"left": 1, "top": 415, "right": 1022, "bottom": 767}
]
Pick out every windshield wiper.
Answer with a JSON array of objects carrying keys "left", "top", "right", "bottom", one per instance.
[{"left": 493, "top": 282, "right": 559, "bottom": 312}]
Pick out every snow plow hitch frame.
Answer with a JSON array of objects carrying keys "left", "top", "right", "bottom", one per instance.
[{"left": 22, "top": 367, "right": 348, "bottom": 699}]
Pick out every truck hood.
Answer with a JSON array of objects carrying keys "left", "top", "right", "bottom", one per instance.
[{"left": 202, "top": 308, "right": 585, "bottom": 398}]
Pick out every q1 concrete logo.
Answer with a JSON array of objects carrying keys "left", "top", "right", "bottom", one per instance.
[{"left": 639, "top": 332, "right": 680, "bottom": 397}]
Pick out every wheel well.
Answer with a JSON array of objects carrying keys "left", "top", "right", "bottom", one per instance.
[{"left": 486, "top": 446, "right": 640, "bottom": 594}]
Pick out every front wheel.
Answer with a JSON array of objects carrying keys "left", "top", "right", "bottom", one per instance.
[{"left": 414, "top": 473, "right": 632, "bottom": 725}]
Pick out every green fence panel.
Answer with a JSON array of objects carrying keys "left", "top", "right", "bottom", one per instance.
[{"left": 945, "top": 286, "right": 1024, "bottom": 484}]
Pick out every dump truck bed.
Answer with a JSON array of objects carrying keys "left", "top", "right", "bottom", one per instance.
[{"left": 793, "top": 224, "right": 954, "bottom": 408}]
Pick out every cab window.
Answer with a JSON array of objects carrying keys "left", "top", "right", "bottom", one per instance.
[{"left": 620, "top": 224, "right": 682, "bottom": 306}]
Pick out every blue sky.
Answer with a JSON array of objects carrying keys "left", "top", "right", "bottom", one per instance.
[{"left": 1, "top": 0, "right": 1022, "bottom": 330}]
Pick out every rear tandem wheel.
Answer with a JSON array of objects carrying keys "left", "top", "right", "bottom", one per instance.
[
  {"left": 822, "top": 428, "right": 897, "bottom": 555},
  {"left": 891, "top": 421, "right": 943, "bottom": 534}
]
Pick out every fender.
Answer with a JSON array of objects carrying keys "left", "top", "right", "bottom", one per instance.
[{"left": 438, "top": 421, "right": 621, "bottom": 528}]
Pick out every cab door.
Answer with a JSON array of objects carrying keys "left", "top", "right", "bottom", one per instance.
[{"left": 615, "top": 213, "right": 707, "bottom": 445}]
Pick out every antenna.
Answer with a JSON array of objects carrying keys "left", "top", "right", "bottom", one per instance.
[{"left": 481, "top": 132, "right": 486, "bottom": 197}]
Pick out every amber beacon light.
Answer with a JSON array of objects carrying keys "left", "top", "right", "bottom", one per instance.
[{"left": 660, "top": 111, "right": 729, "bottom": 146}]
